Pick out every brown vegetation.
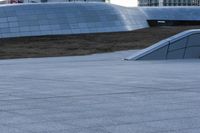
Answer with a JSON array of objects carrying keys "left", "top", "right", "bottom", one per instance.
[{"left": 0, "top": 26, "right": 200, "bottom": 59}]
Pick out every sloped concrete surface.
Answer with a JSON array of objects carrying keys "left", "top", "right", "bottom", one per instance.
[{"left": 0, "top": 50, "right": 200, "bottom": 133}]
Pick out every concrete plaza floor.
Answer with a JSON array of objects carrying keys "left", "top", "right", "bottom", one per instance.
[{"left": 0, "top": 50, "right": 200, "bottom": 133}]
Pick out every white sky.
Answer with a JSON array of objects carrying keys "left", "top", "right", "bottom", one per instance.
[{"left": 109, "top": 0, "right": 138, "bottom": 7}]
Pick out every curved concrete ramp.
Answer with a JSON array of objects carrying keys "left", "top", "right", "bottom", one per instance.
[{"left": 126, "top": 29, "right": 200, "bottom": 60}]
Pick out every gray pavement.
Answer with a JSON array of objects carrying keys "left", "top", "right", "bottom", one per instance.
[{"left": 0, "top": 50, "right": 200, "bottom": 133}]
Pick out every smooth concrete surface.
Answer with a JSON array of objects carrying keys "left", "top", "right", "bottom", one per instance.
[{"left": 1, "top": 50, "right": 200, "bottom": 133}]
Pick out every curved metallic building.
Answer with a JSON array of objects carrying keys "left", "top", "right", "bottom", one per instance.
[
  {"left": 126, "top": 29, "right": 200, "bottom": 60},
  {"left": 2, "top": 3, "right": 200, "bottom": 39},
  {"left": 141, "top": 7, "right": 200, "bottom": 21},
  {"left": 0, "top": 3, "right": 148, "bottom": 38}
]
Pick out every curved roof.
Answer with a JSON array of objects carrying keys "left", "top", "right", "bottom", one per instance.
[
  {"left": 0, "top": 3, "right": 148, "bottom": 38},
  {"left": 126, "top": 29, "right": 200, "bottom": 60},
  {"left": 2, "top": 4, "right": 200, "bottom": 39}
]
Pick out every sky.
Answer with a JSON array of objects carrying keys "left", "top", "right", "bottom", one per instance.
[{"left": 110, "top": 0, "right": 138, "bottom": 7}]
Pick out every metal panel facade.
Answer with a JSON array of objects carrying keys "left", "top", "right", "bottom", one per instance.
[
  {"left": 0, "top": 3, "right": 148, "bottom": 38},
  {"left": 139, "top": 0, "right": 200, "bottom": 6}
]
